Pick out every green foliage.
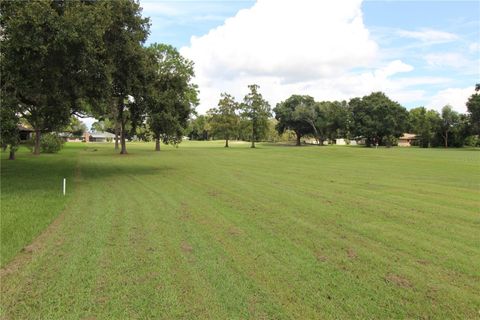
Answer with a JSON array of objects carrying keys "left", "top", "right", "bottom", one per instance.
[
  {"left": 98, "top": 0, "right": 151, "bottom": 154},
  {"left": 187, "top": 115, "right": 211, "bottom": 140},
  {"left": 208, "top": 93, "right": 240, "bottom": 147},
  {"left": 145, "top": 43, "right": 197, "bottom": 149},
  {"left": 319, "top": 100, "right": 351, "bottom": 141},
  {"left": 408, "top": 107, "right": 442, "bottom": 148},
  {"left": 350, "top": 92, "right": 408, "bottom": 146},
  {"left": 1, "top": 0, "right": 112, "bottom": 154},
  {"left": 241, "top": 84, "right": 272, "bottom": 147},
  {"left": 62, "top": 117, "right": 87, "bottom": 138},
  {"left": 91, "top": 118, "right": 116, "bottom": 134},
  {"left": 440, "top": 105, "right": 460, "bottom": 148},
  {"left": 464, "top": 135, "right": 480, "bottom": 147},
  {"left": 133, "top": 123, "right": 153, "bottom": 142},
  {"left": 466, "top": 92, "right": 480, "bottom": 134},
  {"left": 0, "top": 96, "right": 20, "bottom": 159},
  {"left": 274, "top": 95, "right": 315, "bottom": 145},
  {"left": 40, "top": 133, "right": 64, "bottom": 153}
]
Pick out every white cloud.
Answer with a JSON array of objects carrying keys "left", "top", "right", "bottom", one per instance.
[
  {"left": 181, "top": 0, "right": 382, "bottom": 112},
  {"left": 374, "top": 59, "right": 413, "bottom": 78},
  {"left": 397, "top": 29, "right": 459, "bottom": 43},
  {"left": 426, "top": 87, "right": 475, "bottom": 113},
  {"left": 425, "top": 52, "right": 469, "bottom": 69},
  {"left": 179, "top": 0, "right": 468, "bottom": 114},
  {"left": 469, "top": 43, "right": 480, "bottom": 53}
]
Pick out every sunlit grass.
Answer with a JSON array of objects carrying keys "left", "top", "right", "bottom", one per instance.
[{"left": 1, "top": 141, "right": 479, "bottom": 318}]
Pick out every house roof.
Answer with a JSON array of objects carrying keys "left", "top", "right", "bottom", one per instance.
[
  {"left": 88, "top": 131, "right": 116, "bottom": 138},
  {"left": 399, "top": 133, "right": 417, "bottom": 140},
  {"left": 17, "top": 125, "right": 34, "bottom": 132}
]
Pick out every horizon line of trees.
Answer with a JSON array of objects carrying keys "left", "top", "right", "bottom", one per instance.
[
  {"left": 1, "top": 1, "right": 479, "bottom": 160},
  {"left": 187, "top": 86, "right": 480, "bottom": 149}
]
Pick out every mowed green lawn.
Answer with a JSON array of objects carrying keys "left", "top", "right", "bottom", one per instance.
[{"left": 1, "top": 141, "right": 479, "bottom": 319}]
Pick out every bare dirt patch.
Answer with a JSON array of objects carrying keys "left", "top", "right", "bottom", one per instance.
[
  {"left": 228, "top": 227, "right": 243, "bottom": 236},
  {"left": 346, "top": 248, "right": 358, "bottom": 259},
  {"left": 417, "top": 259, "right": 429, "bottom": 265},
  {"left": 181, "top": 241, "right": 193, "bottom": 253},
  {"left": 179, "top": 214, "right": 191, "bottom": 221},
  {"left": 385, "top": 273, "right": 412, "bottom": 288},
  {"left": 315, "top": 252, "right": 328, "bottom": 262},
  {"left": 207, "top": 190, "right": 221, "bottom": 197}
]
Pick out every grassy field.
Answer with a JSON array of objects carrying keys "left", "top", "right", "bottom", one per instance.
[{"left": 1, "top": 141, "right": 479, "bottom": 319}]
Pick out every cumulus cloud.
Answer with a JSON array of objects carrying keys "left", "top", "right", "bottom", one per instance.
[
  {"left": 397, "top": 28, "right": 459, "bottom": 43},
  {"left": 180, "top": 0, "right": 463, "bottom": 113},
  {"left": 426, "top": 87, "right": 475, "bottom": 113},
  {"left": 182, "top": 0, "right": 377, "bottom": 82},
  {"left": 181, "top": 0, "right": 386, "bottom": 111}
]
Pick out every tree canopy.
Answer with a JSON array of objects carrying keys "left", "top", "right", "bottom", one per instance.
[
  {"left": 1, "top": 0, "right": 111, "bottom": 154},
  {"left": 208, "top": 93, "right": 240, "bottom": 147},
  {"left": 241, "top": 85, "right": 272, "bottom": 148},
  {"left": 274, "top": 95, "right": 315, "bottom": 146},
  {"left": 466, "top": 92, "right": 480, "bottom": 135},
  {"left": 145, "top": 43, "right": 197, "bottom": 151},
  {"left": 350, "top": 92, "right": 408, "bottom": 147}
]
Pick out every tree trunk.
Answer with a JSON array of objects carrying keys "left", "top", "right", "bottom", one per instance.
[
  {"left": 114, "top": 123, "right": 119, "bottom": 150},
  {"left": 119, "top": 105, "right": 127, "bottom": 154},
  {"left": 34, "top": 129, "right": 41, "bottom": 155},
  {"left": 307, "top": 120, "right": 322, "bottom": 146},
  {"left": 444, "top": 131, "right": 448, "bottom": 148},
  {"left": 120, "top": 122, "right": 127, "bottom": 154},
  {"left": 225, "top": 136, "right": 229, "bottom": 148},
  {"left": 155, "top": 136, "right": 161, "bottom": 151},
  {"left": 8, "top": 147, "right": 15, "bottom": 160},
  {"left": 251, "top": 124, "right": 256, "bottom": 148},
  {"left": 295, "top": 132, "right": 301, "bottom": 146}
]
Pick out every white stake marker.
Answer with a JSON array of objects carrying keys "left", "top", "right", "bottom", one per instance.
[{"left": 63, "top": 178, "right": 66, "bottom": 196}]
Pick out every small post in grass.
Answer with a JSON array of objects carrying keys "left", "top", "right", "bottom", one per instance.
[{"left": 63, "top": 178, "right": 66, "bottom": 196}]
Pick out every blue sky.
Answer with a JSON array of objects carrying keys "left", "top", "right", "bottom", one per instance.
[{"left": 141, "top": 0, "right": 479, "bottom": 114}]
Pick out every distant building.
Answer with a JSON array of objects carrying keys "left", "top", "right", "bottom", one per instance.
[
  {"left": 84, "top": 131, "right": 116, "bottom": 143},
  {"left": 398, "top": 133, "right": 417, "bottom": 147},
  {"left": 18, "top": 125, "right": 34, "bottom": 141},
  {"left": 335, "top": 138, "right": 359, "bottom": 145},
  {"left": 58, "top": 132, "right": 83, "bottom": 142}
]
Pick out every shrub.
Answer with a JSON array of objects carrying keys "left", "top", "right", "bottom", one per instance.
[
  {"left": 40, "top": 133, "right": 64, "bottom": 153},
  {"left": 464, "top": 135, "right": 480, "bottom": 147}
]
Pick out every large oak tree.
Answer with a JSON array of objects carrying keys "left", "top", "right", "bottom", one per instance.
[
  {"left": 1, "top": 0, "right": 110, "bottom": 154},
  {"left": 101, "top": 0, "right": 150, "bottom": 154},
  {"left": 145, "top": 43, "right": 197, "bottom": 151},
  {"left": 350, "top": 92, "right": 408, "bottom": 147},
  {"left": 274, "top": 95, "right": 314, "bottom": 146}
]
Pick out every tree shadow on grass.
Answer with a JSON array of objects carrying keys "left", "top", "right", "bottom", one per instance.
[
  {"left": 0, "top": 155, "right": 174, "bottom": 195},
  {"left": 261, "top": 142, "right": 319, "bottom": 147}
]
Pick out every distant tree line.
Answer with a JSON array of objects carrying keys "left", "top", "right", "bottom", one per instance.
[
  {"left": 188, "top": 87, "right": 480, "bottom": 149},
  {"left": 1, "top": 1, "right": 479, "bottom": 160}
]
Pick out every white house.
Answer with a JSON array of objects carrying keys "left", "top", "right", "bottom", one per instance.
[{"left": 335, "top": 138, "right": 357, "bottom": 146}]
